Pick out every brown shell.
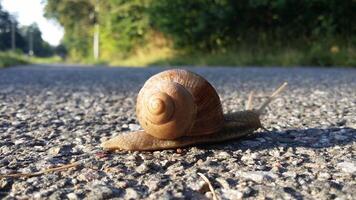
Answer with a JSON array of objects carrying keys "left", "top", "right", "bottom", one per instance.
[{"left": 136, "top": 69, "right": 224, "bottom": 139}]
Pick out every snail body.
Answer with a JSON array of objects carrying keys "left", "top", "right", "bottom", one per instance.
[{"left": 102, "top": 69, "right": 287, "bottom": 151}]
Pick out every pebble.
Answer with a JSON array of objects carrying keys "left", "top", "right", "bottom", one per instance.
[
  {"left": 282, "top": 171, "right": 297, "bottom": 178},
  {"left": 48, "top": 144, "right": 75, "bottom": 156},
  {"left": 221, "top": 189, "right": 243, "bottom": 199},
  {"left": 124, "top": 188, "right": 140, "bottom": 199},
  {"left": 238, "top": 171, "right": 277, "bottom": 183},
  {"left": 337, "top": 162, "right": 356, "bottom": 174},
  {"left": 217, "top": 152, "right": 230, "bottom": 159},
  {"left": 87, "top": 185, "right": 121, "bottom": 199},
  {"left": 318, "top": 172, "right": 331, "bottom": 180},
  {"left": 128, "top": 123, "right": 141, "bottom": 131},
  {"left": 66, "top": 193, "right": 78, "bottom": 200},
  {"left": 136, "top": 163, "right": 149, "bottom": 174}
]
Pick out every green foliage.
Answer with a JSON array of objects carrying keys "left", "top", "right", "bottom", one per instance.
[
  {"left": 44, "top": 0, "right": 356, "bottom": 66},
  {"left": 150, "top": 0, "right": 356, "bottom": 50},
  {"left": 45, "top": 0, "right": 95, "bottom": 58},
  {"left": 0, "top": 51, "right": 28, "bottom": 67},
  {"left": 148, "top": 41, "right": 356, "bottom": 67},
  {"left": 100, "top": 0, "right": 151, "bottom": 58},
  {"left": 149, "top": 0, "right": 236, "bottom": 50},
  {"left": 0, "top": 51, "right": 64, "bottom": 68}
]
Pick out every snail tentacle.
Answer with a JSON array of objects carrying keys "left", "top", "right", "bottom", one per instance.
[
  {"left": 257, "top": 82, "right": 288, "bottom": 114},
  {"left": 246, "top": 91, "right": 254, "bottom": 110}
]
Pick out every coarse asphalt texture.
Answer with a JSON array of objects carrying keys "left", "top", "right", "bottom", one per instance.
[{"left": 0, "top": 65, "right": 355, "bottom": 199}]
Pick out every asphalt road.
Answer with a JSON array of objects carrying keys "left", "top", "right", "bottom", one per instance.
[{"left": 0, "top": 65, "right": 355, "bottom": 199}]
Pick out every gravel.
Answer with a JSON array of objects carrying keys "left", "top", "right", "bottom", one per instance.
[{"left": 0, "top": 65, "right": 355, "bottom": 199}]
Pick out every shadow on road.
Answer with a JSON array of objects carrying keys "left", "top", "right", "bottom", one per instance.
[{"left": 200, "top": 127, "right": 355, "bottom": 151}]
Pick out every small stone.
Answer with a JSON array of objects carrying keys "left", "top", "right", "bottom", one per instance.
[
  {"left": 122, "top": 124, "right": 129, "bottom": 129},
  {"left": 146, "top": 179, "right": 159, "bottom": 192},
  {"left": 48, "top": 145, "right": 73, "bottom": 156},
  {"left": 12, "top": 121, "right": 24, "bottom": 127},
  {"left": 49, "top": 191, "right": 64, "bottom": 200},
  {"left": 297, "top": 177, "right": 306, "bottom": 185},
  {"left": 188, "top": 180, "right": 207, "bottom": 191},
  {"left": 282, "top": 171, "right": 297, "bottom": 178},
  {"left": 0, "top": 178, "right": 12, "bottom": 190},
  {"left": 221, "top": 189, "right": 243, "bottom": 199},
  {"left": 87, "top": 185, "right": 121, "bottom": 199},
  {"left": 33, "top": 192, "right": 43, "bottom": 199},
  {"left": 176, "top": 148, "right": 183, "bottom": 154},
  {"left": 241, "top": 186, "right": 253, "bottom": 197},
  {"left": 337, "top": 161, "right": 356, "bottom": 174},
  {"left": 125, "top": 188, "right": 139, "bottom": 199},
  {"left": 71, "top": 179, "right": 78, "bottom": 185},
  {"left": 318, "top": 172, "right": 331, "bottom": 180},
  {"left": 216, "top": 178, "right": 230, "bottom": 189},
  {"left": 240, "top": 155, "right": 252, "bottom": 163},
  {"left": 48, "top": 147, "right": 61, "bottom": 155},
  {"left": 136, "top": 164, "right": 149, "bottom": 174},
  {"left": 116, "top": 181, "right": 128, "bottom": 189},
  {"left": 159, "top": 160, "right": 169, "bottom": 167},
  {"left": 77, "top": 170, "right": 100, "bottom": 182},
  {"left": 128, "top": 124, "right": 141, "bottom": 131},
  {"left": 217, "top": 152, "right": 230, "bottom": 159},
  {"left": 239, "top": 171, "right": 277, "bottom": 183},
  {"left": 67, "top": 193, "right": 78, "bottom": 200},
  {"left": 14, "top": 138, "right": 26, "bottom": 145},
  {"left": 250, "top": 152, "right": 259, "bottom": 160}
]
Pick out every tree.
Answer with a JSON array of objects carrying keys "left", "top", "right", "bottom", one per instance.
[
  {"left": 0, "top": 4, "right": 53, "bottom": 56},
  {"left": 20, "top": 24, "right": 54, "bottom": 57},
  {"left": 0, "top": 4, "right": 26, "bottom": 51},
  {"left": 44, "top": 0, "right": 95, "bottom": 59}
]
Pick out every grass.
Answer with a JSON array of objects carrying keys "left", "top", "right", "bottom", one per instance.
[
  {"left": 0, "top": 51, "right": 63, "bottom": 68},
  {"left": 105, "top": 38, "right": 356, "bottom": 67},
  {"left": 29, "top": 55, "right": 63, "bottom": 64},
  {"left": 3, "top": 38, "right": 355, "bottom": 68},
  {"left": 148, "top": 48, "right": 356, "bottom": 67},
  {"left": 0, "top": 51, "right": 29, "bottom": 68},
  {"left": 109, "top": 45, "right": 174, "bottom": 67}
]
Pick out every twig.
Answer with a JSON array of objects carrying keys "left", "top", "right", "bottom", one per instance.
[
  {"left": 246, "top": 91, "right": 254, "bottom": 110},
  {"left": 258, "top": 82, "right": 288, "bottom": 114},
  {"left": 198, "top": 173, "right": 218, "bottom": 200},
  {"left": 0, "top": 162, "right": 80, "bottom": 178}
]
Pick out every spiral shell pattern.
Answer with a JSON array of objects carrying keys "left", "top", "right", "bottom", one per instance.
[{"left": 136, "top": 69, "right": 224, "bottom": 139}]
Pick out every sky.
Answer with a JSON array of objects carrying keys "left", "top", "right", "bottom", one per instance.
[{"left": 1, "top": 0, "right": 64, "bottom": 46}]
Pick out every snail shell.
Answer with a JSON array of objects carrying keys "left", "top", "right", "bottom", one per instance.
[{"left": 136, "top": 69, "right": 224, "bottom": 139}]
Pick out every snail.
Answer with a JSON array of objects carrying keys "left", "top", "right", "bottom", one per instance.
[{"left": 101, "top": 69, "right": 287, "bottom": 151}]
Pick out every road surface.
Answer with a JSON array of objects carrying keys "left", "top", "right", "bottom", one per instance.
[{"left": 0, "top": 65, "right": 355, "bottom": 199}]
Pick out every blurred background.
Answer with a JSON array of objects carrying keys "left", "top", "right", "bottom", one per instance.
[{"left": 0, "top": 0, "right": 355, "bottom": 67}]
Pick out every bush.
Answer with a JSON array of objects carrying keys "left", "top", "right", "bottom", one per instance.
[
  {"left": 0, "top": 51, "right": 28, "bottom": 67},
  {"left": 149, "top": 0, "right": 356, "bottom": 51}
]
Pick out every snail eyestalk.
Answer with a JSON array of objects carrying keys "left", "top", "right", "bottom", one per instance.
[
  {"left": 246, "top": 91, "right": 254, "bottom": 110},
  {"left": 257, "top": 82, "right": 288, "bottom": 114}
]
